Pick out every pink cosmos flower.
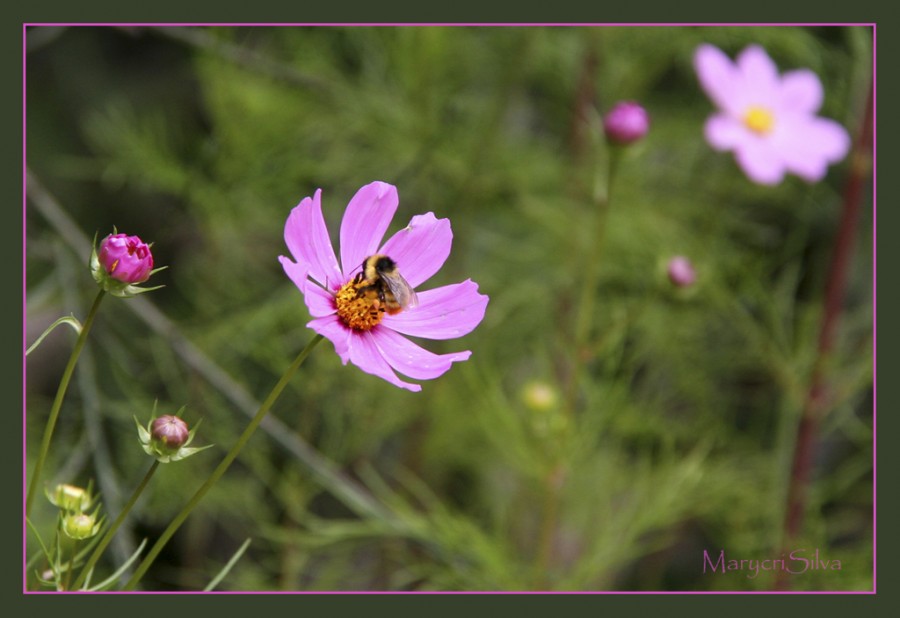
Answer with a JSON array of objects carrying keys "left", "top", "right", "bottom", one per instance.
[
  {"left": 279, "top": 181, "right": 489, "bottom": 392},
  {"left": 694, "top": 44, "right": 851, "bottom": 186}
]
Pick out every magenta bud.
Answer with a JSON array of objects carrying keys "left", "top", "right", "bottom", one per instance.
[
  {"left": 667, "top": 256, "right": 697, "bottom": 288},
  {"left": 136, "top": 408, "right": 211, "bottom": 463},
  {"left": 98, "top": 233, "right": 154, "bottom": 284},
  {"left": 151, "top": 415, "right": 190, "bottom": 452},
  {"left": 603, "top": 101, "right": 650, "bottom": 145}
]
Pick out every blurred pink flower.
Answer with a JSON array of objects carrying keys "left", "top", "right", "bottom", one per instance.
[
  {"left": 279, "top": 181, "right": 489, "bottom": 392},
  {"left": 694, "top": 44, "right": 850, "bottom": 185}
]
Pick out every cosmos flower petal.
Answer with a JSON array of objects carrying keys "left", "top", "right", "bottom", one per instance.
[
  {"left": 694, "top": 44, "right": 742, "bottom": 115},
  {"left": 307, "top": 315, "right": 352, "bottom": 363},
  {"left": 704, "top": 114, "right": 748, "bottom": 151},
  {"left": 785, "top": 156, "right": 830, "bottom": 183},
  {"left": 736, "top": 45, "right": 779, "bottom": 100},
  {"left": 779, "top": 69, "right": 823, "bottom": 113},
  {"left": 378, "top": 213, "right": 452, "bottom": 289},
  {"left": 349, "top": 331, "right": 422, "bottom": 392},
  {"left": 734, "top": 140, "right": 786, "bottom": 186},
  {"left": 383, "top": 280, "right": 489, "bottom": 340},
  {"left": 284, "top": 190, "right": 342, "bottom": 288},
  {"left": 805, "top": 117, "right": 852, "bottom": 161},
  {"left": 775, "top": 116, "right": 851, "bottom": 182},
  {"left": 339, "top": 181, "right": 399, "bottom": 276},
  {"left": 302, "top": 280, "right": 337, "bottom": 318},
  {"left": 279, "top": 256, "right": 309, "bottom": 294},
  {"left": 372, "top": 327, "right": 471, "bottom": 381}
]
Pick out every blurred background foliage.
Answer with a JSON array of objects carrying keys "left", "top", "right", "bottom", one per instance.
[{"left": 25, "top": 25, "right": 872, "bottom": 591}]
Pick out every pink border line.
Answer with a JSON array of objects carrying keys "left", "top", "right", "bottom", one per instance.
[
  {"left": 870, "top": 24, "right": 877, "bottom": 595},
  {"left": 24, "top": 22, "right": 878, "bottom": 27},
  {"left": 22, "top": 22, "right": 876, "bottom": 595},
  {"left": 22, "top": 22, "right": 28, "bottom": 596}
]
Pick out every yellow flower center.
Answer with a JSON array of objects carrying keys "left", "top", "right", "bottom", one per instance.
[
  {"left": 334, "top": 279, "right": 385, "bottom": 331},
  {"left": 743, "top": 106, "right": 775, "bottom": 135}
]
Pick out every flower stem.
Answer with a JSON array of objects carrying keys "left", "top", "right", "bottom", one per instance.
[
  {"left": 541, "top": 143, "right": 621, "bottom": 586},
  {"left": 65, "top": 544, "right": 76, "bottom": 591},
  {"left": 566, "top": 145, "right": 622, "bottom": 415},
  {"left": 534, "top": 463, "right": 565, "bottom": 588},
  {"left": 122, "top": 334, "right": 324, "bottom": 590},
  {"left": 71, "top": 460, "right": 160, "bottom": 590},
  {"left": 26, "top": 289, "right": 106, "bottom": 516},
  {"left": 774, "top": 83, "right": 872, "bottom": 590}
]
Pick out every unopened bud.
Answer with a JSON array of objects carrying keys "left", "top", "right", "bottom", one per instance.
[
  {"left": 603, "top": 101, "right": 650, "bottom": 145},
  {"left": 136, "top": 408, "right": 213, "bottom": 463},
  {"left": 62, "top": 512, "right": 100, "bottom": 540},
  {"left": 52, "top": 484, "right": 91, "bottom": 511},
  {"left": 90, "top": 230, "right": 164, "bottom": 297},
  {"left": 151, "top": 415, "right": 190, "bottom": 453},
  {"left": 47, "top": 483, "right": 93, "bottom": 512},
  {"left": 667, "top": 256, "right": 697, "bottom": 288},
  {"left": 521, "top": 381, "right": 559, "bottom": 412},
  {"left": 98, "top": 233, "right": 154, "bottom": 284}
]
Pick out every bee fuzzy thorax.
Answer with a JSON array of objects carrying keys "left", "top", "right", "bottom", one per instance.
[{"left": 363, "top": 255, "right": 396, "bottom": 282}]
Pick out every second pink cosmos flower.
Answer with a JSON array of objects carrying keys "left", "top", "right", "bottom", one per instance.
[
  {"left": 279, "top": 181, "right": 489, "bottom": 392},
  {"left": 694, "top": 43, "right": 850, "bottom": 186}
]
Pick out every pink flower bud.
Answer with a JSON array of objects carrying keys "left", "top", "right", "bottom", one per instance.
[
  {"left": 667, "top": 256, "right": 697, "bottom": 288},
  {"left": 137, "top": 409, "right": 210, "bottom": 462},
  {"left": 151, "top": 415, "right": 190, "bottom": 452},
  {"left": 603, "top": 101, "right": 649, "bottom": 145},
  {"left": 98, "top": 233, "right": 154, "bottom": 284}
]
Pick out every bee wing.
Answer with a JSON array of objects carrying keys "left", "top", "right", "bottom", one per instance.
[{"left": 382, "top": 271, "right": 418, "bottom": 310}]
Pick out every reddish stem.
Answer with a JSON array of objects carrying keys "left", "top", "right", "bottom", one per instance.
[
  {"left": 568, "top": 32, "right": 599, "bottom": 161},
  {"left": 775, "top": 83, "right": 873, "bottom": 590}
]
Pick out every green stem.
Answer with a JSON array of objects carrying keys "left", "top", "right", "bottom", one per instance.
[
  {"left": 533, "top": 463, "right": 564, "bottom": 589},
  {"left": 71, "top": 460, "right": 160, "bottom": 590},
  {"left": 565, "top": 145, "right": 622, "bottom": 416},
  {"left": 26, "top": 290, "right": 106, "bottom": 516},
  {"left": 65, "top": 544, "right": 76, "bottom": 591},
  {"left": 539, "top": 144, "right": 622, "bottom": 585},
  {"left": 122, "top": 334, "right": 324, "bottom": 590}
]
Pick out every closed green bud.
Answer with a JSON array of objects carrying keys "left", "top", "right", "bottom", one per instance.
[
  {"left": 62, "top": 512, "right": 101, "bottom": 540},
  {"left": 521, "top": 380, "right": 559, "bottom": 413},
  {"left": 46, "top": 483, "right": 93, "bottom": 512}
]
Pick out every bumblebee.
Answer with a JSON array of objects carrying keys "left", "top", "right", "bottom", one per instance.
[{"left": 354, "top": 254, "right": 418, "bottom": 315}]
